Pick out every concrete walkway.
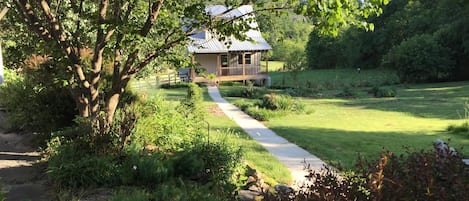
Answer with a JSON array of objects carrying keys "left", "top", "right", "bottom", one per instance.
[{"left": 207, "top": 86, "right": 327, "bottom": 185}]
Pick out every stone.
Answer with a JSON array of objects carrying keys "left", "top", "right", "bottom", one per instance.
[{"left": 238, "top": 190, "right": 262, "bottom": 201}]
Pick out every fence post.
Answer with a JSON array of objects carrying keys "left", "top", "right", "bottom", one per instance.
[
  {"left": 168, "top": 74, "right": 171, "bottom": 87},
  {"left": 156, "top": 76, "right": 160, "bottom": 88}
]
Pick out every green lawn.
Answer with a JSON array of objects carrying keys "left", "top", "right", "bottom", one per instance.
[
  {"left": 133, "top": 86, "right": 292, "bottom": 185},
  {"left": 220, "top": 81, "right": 469, "bottom": 169},
  {"left": 262, "top": 61, "right": 285, "bottom": 72},
  {"left": 268, "top": 68, "right": 399, "bottom": 89}
]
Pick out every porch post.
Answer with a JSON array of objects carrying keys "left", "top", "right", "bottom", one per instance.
[
  {"left": 265, "top": 51, "right": 269, "bottom": 73},
  {"left": 216, "top": 54, "right": 221, "bottom": 76},
  {"left": 190, "top": 54, "right": 195, "bottom": 80},
  {"left": 242, "top": 52, "right": 246, "bottom": 84}
]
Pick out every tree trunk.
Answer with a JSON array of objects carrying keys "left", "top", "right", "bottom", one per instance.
[{"left": 105, "top": 92, "right": 120, "bottom": 124}]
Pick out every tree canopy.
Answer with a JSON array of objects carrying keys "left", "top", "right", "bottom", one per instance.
[
  {"left": 0, "top": 0, "right": 387, "bottom": 124},
  {"left": 306, "top": 0, "right": 469, "bottom": 83}
]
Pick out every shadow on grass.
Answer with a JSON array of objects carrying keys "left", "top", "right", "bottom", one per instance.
[
  {"left": 329, "top": 82, "right": 469, "bottom": 120},
  {"left": 269, "top": 126, "right": 469, "bottom": 170}
]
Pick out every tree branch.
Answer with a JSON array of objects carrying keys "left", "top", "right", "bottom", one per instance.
[
  {"left": 140, "top": 0, "right": 164, "bottom": 36},
  {"left": 13, "top": 0, "right": 53, "bottom": 41}
]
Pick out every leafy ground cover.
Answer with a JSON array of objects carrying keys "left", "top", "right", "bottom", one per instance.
[
  {"left": 219, "top": 77, "right": 469, "bottom": 169},
  {"left": 134, "top": 85, "right": 292, "bottom": 185}
]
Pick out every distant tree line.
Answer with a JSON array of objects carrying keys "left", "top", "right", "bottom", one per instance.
[{"left": 306, "top": 0, "right": 469, "bottom": 83}]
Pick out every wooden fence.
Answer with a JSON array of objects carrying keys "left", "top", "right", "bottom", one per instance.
[{"left": 131, "top": 74, "right": 187, "bottom": 89}]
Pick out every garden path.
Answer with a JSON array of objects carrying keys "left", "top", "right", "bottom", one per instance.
[
  {"left": 207, "top": 86, "right": 327, "bottom": 185},
  {"left": 0, "top": 111, "right": 49, "bottom": 200}
]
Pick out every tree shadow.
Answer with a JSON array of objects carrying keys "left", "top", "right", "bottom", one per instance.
[
  {"left": 268, "top": 126, "right": 469, "bottom": 170},
  {"left": 331, "top": 82, "right": 469, "bottom": 120}
]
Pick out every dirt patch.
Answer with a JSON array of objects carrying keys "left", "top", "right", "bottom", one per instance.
[{"left": 207, "top": 105, "right": 228, "bottom": 118}]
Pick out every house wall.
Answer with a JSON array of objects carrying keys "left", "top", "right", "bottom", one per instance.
[
  {"left": 195, "top": 54, "right": 218, "bottom": 75},
  {"left": 228, "top": 52, "right": 262, "bottom": 75}
]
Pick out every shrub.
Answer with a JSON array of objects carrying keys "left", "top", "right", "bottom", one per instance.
[
  {"left": 369, "top": 86, "right": 397, "bottom": 98},
  {"left": 0, "top": 77, "right": 76, "bottom": 133},
  {"left": 174, "top": 134, "right": 243, "bottom": 185},
  {"left": 447, "top": 122, "right": 469, "bottom": 134},
  {"left": 119, "top": 152, "right": 172, "bottom": 186},
  {"left": 0, "top": 60, "right": 76, "bottom": 134},
  {"left": 259, "top": 93, "right": 304, "bottom": 112},
  {"left": 381, "top": 34, "right": 455, "bottom": 83},
  {"left": 110, "top": 188, "right": 149, "bottom": 201},
  {"left": 47, "top": 141, "right": 119, "bottom": 188},
  {"left": 244, "top": 107, "right": 278, "bottom": 121},
  {"left": 336, "top": 86, "right": 357, "bottom": 98},
  {"left": 242, "top": 81, "right": 258, "bottom": 98},
  {"left": 264, "top": 143, "right": 469, "bottom": 201},
  {"left": 131, "top": 97, "right": 203, "bottom": 152}
]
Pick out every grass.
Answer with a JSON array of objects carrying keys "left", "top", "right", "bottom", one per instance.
[
  {"left": 133, "top": 85, "right": 292, "bottom": 185},
  {"left": 269, "top": 68, "right": 399, "bottom": 89},
  {"left": 262, "top": 61, "right": 285, "bottom": 72},
  {"left": 219, "top": 79, "right": 469, "bottom": 170}
]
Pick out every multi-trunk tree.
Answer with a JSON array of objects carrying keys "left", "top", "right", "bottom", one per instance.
[{"left": 3, "top": 0, "right": 387, "bottom": 125}]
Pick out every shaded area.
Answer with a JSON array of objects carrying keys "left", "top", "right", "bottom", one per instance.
[
  {"left": 330, "top": 82, "right": 469, "bottom": 120},
  {"left": 269, "top": 126, "right": 469, "bottom": 170},
  {"left": 0, "top": 111, "right": 49, "bottom": 201}
]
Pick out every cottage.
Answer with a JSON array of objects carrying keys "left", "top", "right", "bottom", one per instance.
[{"left": 187, "top": 5, "right": 271, "bottom": 84}]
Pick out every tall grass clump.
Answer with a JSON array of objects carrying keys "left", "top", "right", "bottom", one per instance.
[{"left": 447, "top": 102, "right": 469, "bottom": 135}]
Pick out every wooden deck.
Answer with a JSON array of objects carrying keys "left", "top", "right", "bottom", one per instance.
[{"left": 192, "top": 73, "right": 268, "bottom": 83}]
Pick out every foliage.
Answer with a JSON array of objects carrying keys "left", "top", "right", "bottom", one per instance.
[
  {"left": 110, "top": 181, "right": 230, "bottom": 201},
  {"left": 46, "top": 137, "right": 119, "bottom": 188},
  {"left": 130, "top": 97, "right": 202, "bottom": 152},
  {"left": 447, "top": 123, "right": 469, "bottom": 135},
  {"left": 305, "top": 0, "right": 469, "bottom": 82},
  {"left": 0, "top": 61, "right": 76, "bottom": 133},
  {"left": 447, "top": 102, "right": 469, "bottom": 135},
  {"left": 0, "top": 179, "right": 4, "bottom": 201},
  {"left": 264, "top": 144, "right": 469, "bottom": 201},
  {"left": 369, "top": 86, "right": 397, "bottom": 97},
  {"left": 110, "top": 188, "right": 149, "bottom": 201},
  {"left": 269, "top": 68, "right": 399, "bottom": 90},
  {"left": 244, "top": 107, "right": 281, "bottom": 121},
  {"left": 1, "top": 0, "right": 387, "bottom": 126},
  {"left": 381, "top": 34, "right": 454, "bottom": 83},
  {"left": 260, "top": 93, "right": 305, "bottom": 112},
  {"left": 335, "top": 86, "right": 358, "bottom": 98}
]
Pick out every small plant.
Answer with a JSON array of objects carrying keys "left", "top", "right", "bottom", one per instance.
[
  {"left": 242, "top": 81, "right": 258, "bottom": 98},
  {"left": 336, "top": 86, "right": 357, "bottom": 98},
  {"left": 369, "top": 86, "right": 397, "bottom": 98},
  {"left": 447, "top": 102, "right": 469, "bottom": 135}
]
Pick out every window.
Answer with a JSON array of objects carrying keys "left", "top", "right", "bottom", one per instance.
[
  {"left": 221, "top": 54, "right": 228, "bottom": 67},
  {"left": 245, "top": 54, "right": 251, "bottom": 64},
  {"left": 237, "top": 53, "right": 252, "bottom": 65}
]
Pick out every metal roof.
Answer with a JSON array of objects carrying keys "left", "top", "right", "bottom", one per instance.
[{"left": 188, "top": 5, "right": 271, "bottom": 53}]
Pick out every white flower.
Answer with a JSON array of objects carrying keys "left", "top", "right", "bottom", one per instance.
[{"left": 132, "top": 165, "right": 137, "bottom": 170}]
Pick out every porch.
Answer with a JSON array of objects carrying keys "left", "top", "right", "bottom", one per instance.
[{"left": 190, "top": 51, "right": 270, "bottom": 83}]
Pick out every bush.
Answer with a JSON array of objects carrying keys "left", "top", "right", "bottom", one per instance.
[
  {"left": 119, "top": 153, "right": 172, "bottom": 186},
  {"left": 244, "top": 107, "right": 279, "bottom": 121},
  {"left": 47, "top": 140, "right": 119, "bottom": 188},
  {"left": 0, "top": 77, "right": 76, "bottom": 133},
  {"left": 0, "top": 60, "right": 76, "bottom": 134},
  {"left": 381, "top": 34, "right": 455, "bottom": 83},
  {"left": 264, "top": 143, "right": 469, "bottom": 201},
  {"left": 336, "top": 86, "right": 357, "bottom": 98},
  {"left": 369, "top": 86, "right": 397, "bottom": 98},
  {"left": 261, "top": 93, "right": 301, "bottom": 111},
  {"left": 447, "top": 122, "right": 469, "bottom": 134},
  {"left": 131, "top": 97, "right": 203, "bottom": 152}
]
